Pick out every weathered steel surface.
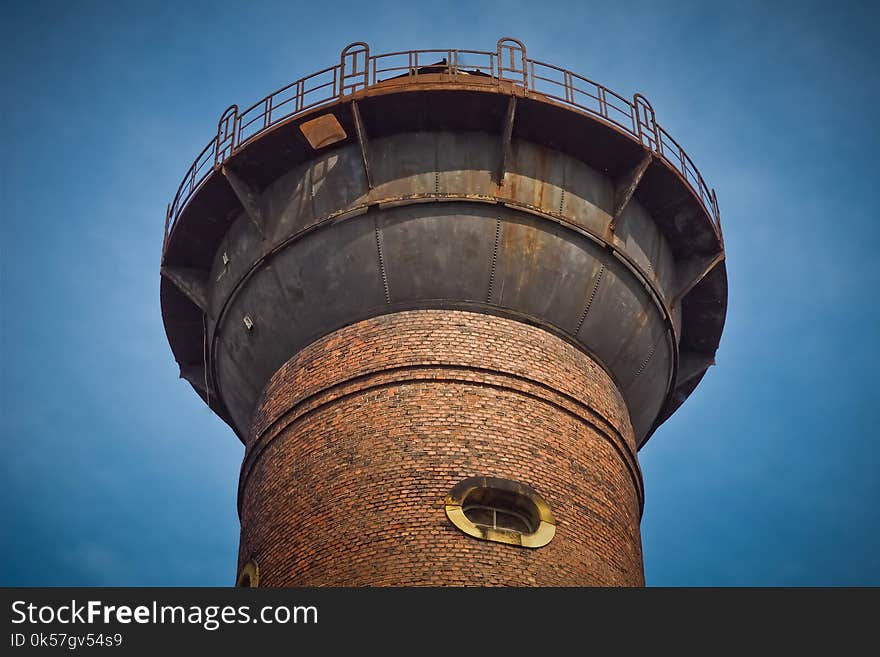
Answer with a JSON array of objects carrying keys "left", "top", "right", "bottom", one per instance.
[{"left": 160, "top": 40, "right": 727, "bottom": 447}]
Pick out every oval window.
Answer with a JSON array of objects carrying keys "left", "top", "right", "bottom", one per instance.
[
  {"left": 236, "top": 559, "right": 260, "bottom": 587},
  {"left": 445, "top": 476, "right": 556, "bottom": 548}
]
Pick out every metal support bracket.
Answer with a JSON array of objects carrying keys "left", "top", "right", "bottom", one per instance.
[
  {"left": 672, "top": 251, "right": 725, "bottom": 305},
  {"left": 160, "top": 266, "right": 212, "bottom": 316},
  {"left": 351, "top": 100, "right": 374, "bottom": 189},
  {"left": 179, "top": 362, "right": 215, "bottom": 400},
  {"left": 676, "top": 350, "right": 716, "bottom": 388},
  {"left": 221, "top": 165, "right": 265, "bottom": 236},
  {"left": 496, "top": 96, "right": 517, "bottom": 184},
  {"left": 611, "top": 151, "right": 652, "bottom": 231}
]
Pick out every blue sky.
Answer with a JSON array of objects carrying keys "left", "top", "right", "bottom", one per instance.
[{"left": 1, "top": 0, "right": 878, "bottom": 586}]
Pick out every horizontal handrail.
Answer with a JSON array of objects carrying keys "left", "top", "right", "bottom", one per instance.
[{"left": 165, "top": 38, "right": 722, "bottom": 246}]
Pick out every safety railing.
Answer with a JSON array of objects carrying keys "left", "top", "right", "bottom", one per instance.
[{"left": 165, "top": 38, "right": 721, "bottom": 242}]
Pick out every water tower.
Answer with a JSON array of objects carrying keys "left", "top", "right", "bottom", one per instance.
[{"left": 160, "top": 38, "right": 726, "bottom": 586}]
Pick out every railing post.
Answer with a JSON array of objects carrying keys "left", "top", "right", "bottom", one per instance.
[
  {"left": 496, "top": 37, "right": 528, "bottom": 88},
  {"left": 214, "top": 105, "right": 239, "bottom": 169},
  {"left": 340, "top": 42, "right": 370, "bottom": 96},
  {"left": 633, "top": 94, "right": 659, "bottom": 152}
]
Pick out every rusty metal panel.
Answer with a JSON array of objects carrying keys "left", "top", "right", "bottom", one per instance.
[
  {"left": 208, "top": 207, "right": 264, "bottom": 314},
  {"left": 263, "top": 145, "right": 369, "bottom": 247},
  {"left": 670, "top": 299, "right": 684, "bottom": 338},
  {"left": 264, "top": 161, "right": 316, "bottom": 243},
  {"left": 215, "top": 216, "right": 386, "bottom": 429},
  {"left": 309, "top": 147, "right": 369, "bottom": 221},
  {"left": 369, "top": 132, "right": 440, "bottom": 199},
  {"left": 613, "top": 197, "right": 677, "bottom": 302},
  {"left": 558, "top": 157, "right": 614, "bottom": 237},
  {"left": 379, "top": 203, "right": 497, "bottom": 303},
  {"left": 625, "top": 340, "right": 673, "bottom": 441},
  {"left": 299, "top": 113, "right": 348, "bottom": 149},
  {"left": 500, "top": 140, "right": 566, "bottom": 215},
  {"left": 493, "top": 215, "right": 603, "bottom": 333},
  {"left": 574, "top": 257, "right": 663, "bottom": 390},
  {"left": 435, "top": 132, "right": 496, "bottom": 197}
]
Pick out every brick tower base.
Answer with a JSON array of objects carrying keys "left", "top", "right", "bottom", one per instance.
[{"left": 236, "top": 310, "right": 645, "bottom": 586}]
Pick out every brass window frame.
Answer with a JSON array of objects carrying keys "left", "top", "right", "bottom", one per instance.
[
  {"left": 236, "top": 559, "right": 260, "bottom": 587},
  {"left": 445, "top": 476, "right": 556, "bottom": 548}
]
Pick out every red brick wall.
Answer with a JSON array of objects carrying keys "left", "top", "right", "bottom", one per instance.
[{"left": 237, "top": 310, "right": 644, "bottom": 586}]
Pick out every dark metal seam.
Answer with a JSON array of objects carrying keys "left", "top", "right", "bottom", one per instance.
[
  {"left": 575, "top": 264, "right": 605, "bottom": 335},
  {"left": 374, "top": 215, "right": 391, "bottom": 304},
  {"left": 633, "top": 340, "right": 657, "bottom": 380},
  {"left": 487, "top": 218, "right": 502, "bottom": 303}
]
